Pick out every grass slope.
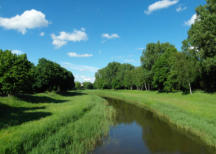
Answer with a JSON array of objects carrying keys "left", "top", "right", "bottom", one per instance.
[
  {"left": 0, "top": 91, "right": 114, "bottom": 154},
  {"left": 86, "top": 90, "right": 216, "bottom": 150}
]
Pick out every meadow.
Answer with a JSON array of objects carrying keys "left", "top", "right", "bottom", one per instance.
[
  {"left": 0, "top": 91, "right": 114, "bottom": 154},
  {"left": 86, "top": 90, "right": 216, "bottom": 149},
  {"left": 1, "top": 89, "right": 216, "bottom": 153}
]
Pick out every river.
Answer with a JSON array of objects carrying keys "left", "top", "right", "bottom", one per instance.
[{"left": 93, "top": 97, "right": 213, "bottom": 154}]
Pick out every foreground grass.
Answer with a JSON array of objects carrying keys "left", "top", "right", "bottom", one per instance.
[
  {"left": 86, "top": 90, "right": 216, "bottom": 150},
  {"left": 0, "top": 91, "right": 114, "bottom": 154}
]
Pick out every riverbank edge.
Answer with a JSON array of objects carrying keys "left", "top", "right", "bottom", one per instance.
[{"left": 86, "top": 90, "right": 216, "bottom": 152}]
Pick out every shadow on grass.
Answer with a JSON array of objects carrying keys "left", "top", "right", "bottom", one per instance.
[
  {"left": 16, "top": 94, "right": 67, "bottom": 104},
  {"left": 0, "top": 103, "right": 51, "bottom": 130},
  {"left": 57, "top": 91, "right": 86, "bottom": 97}
]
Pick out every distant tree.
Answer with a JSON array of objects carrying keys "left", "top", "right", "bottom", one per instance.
[
  {"left": 141, "top": 42, "right": 178, "bottom": 90},
  {"left": 75, "top": 82, "right": 82, "bottom": 90},
  {"left": 150, "top": 44, "right": 178, "bottom": 92},
  {"left": 123, "top": 69, "right": 134, "bottom": 90},
  {"left": 94, "top": 62, "right": 121, "bottom": 89},
  {"left": 94, "top": 68, "right": 110, "bottom": 89},
  {"left": 94, "top": 62, "right": 135, "bottom": 89},
  {"left": 0, "top": 50, "right": 33, "bottom": 96},
  {"left": 83, "top": 82, "right": 93, "bottom": 89},
  {"left": 119, "top": 64, "right": 134, "bottom": 89},
  {"left": 132, "top": 67, "right": 148, "bottom": 90},
  {"left": 33, "top": 58, "right": 75, "bottom": 92},
  {"left": 172, "top": 53, "right": 198, "bottom": 94}
]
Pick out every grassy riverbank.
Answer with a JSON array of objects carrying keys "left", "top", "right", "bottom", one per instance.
[
  {"left": 86, "top": 90, "right": 216, "bottom": 149},
  {"left": 0, "top": 91, "right": 114, "bottom": 154}
]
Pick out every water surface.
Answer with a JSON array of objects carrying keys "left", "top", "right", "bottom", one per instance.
[{"left": 93, "top": 97, "right": 213, "bottom": 154}]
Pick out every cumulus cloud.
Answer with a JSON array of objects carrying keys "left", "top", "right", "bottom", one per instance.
[
  {"left": 102, "top": 33, "right": 120, "bottom": 39},
  {"left": 176, "top": 5, "right": 187, "bottom": 12},
  {"left": 67, "top": 52, "right": 93, "bottom": 58},
  {"left": 145, "top": 0, "right": 179, "bottom": 14},
  {"left": 40, "top": 32, "right": 45, "bottom": 36},
  {"left": 75, "top": 75, "right": 95, "bottom": 83},
  {"left": 185, "top": 14, "right": 197, "bottom": 26},
  {"left": 0, "top": 9, "right": 49, "bottom": 34},
  {"left": 61, "top": 62, "right": 98, "bottom": 73},
  {"left": 51, "top": 28, "right": 88, "bottom": 48},
  {"left": 11, "top": 49, "right": 24, "bottom": 55}
]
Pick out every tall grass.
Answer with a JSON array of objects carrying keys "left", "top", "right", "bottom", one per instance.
[
  {"left": 86, "top": 90, "right": 216, "bottom": 150},
  {"left": 0, "top": 91, "right": 114, "bottom": 154}
]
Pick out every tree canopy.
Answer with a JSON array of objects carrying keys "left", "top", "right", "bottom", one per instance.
[
  {"left": 33, "top": 58, "right": 75, "bottom": 92},
  {"left": 0, "top": 50, "right": 33, "bottom": 95}
]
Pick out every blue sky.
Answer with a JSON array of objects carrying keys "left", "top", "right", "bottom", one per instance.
[{"left": 0, "top": 0, "right": 205, "bottom": 82}]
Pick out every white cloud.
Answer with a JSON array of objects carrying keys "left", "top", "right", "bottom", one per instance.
[
  {"left": 11, "top": 49, "right": 24, "bottom": 55},
  {"left": 51, "top": 28, "right": 88, "bottom": 48},
  {"left": 185, "top": 14, "right": 197, "bottom": 26},
  {"left": 102, "top": 33, "right": 120, "bottom": 39},
  {"left": 40, "top": 32, "right": 45, "bottom": 36},
  {"left": 137, "top": 48, "right": 144, "bottom": 50},
  {"left": 145, "top": 0, "right": 179, "bottom": 14},
  {"left": 61, "top": 62, "right": 98, "bottom": 73},
  {"left": 176, "top": 5, "right": 187, "bottom": 12},
  {"left": 75, "top": 75, "right": 95, "bottom": 83},
  {"left": 67, "top": 52, "right": 93, "bottom": 58},
  {"left": 0, "top": 9, "right": 49, "bottom": 34}
]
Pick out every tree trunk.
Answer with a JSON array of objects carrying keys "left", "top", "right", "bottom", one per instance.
[
  {"left": 189, "top": 82, "right": 192, "bottom": 95},
  {"left": 148, "top": 84, "right": 150, "bottom": 90},
  {"left": 8, "top": 94, "right": 13, "bottom": 97},
  {"left": 144, "top": 83, "right": 147, "bottom": 91}
]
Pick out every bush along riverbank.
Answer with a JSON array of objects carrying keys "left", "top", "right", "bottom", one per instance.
[{"left": 86, "top": 90, "right": 216, "bottom": 152}]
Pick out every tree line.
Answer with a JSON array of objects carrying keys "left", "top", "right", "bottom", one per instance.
[
  {"left": 0, "top": 50, "right": 75, "bottom": 96},
  {"left": 94, "top": 0, "right": 216, "bottom": 94}
]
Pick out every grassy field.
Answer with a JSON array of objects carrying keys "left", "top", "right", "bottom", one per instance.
[
  {"left": 0, "top": 91, "right": 114, "bottom": 154},
  {"left": 86, "top": 90, "right": 216, "bottom": 149}
]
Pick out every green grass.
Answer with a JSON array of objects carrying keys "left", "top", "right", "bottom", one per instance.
[
  {"left": 0, "top": 91, "right": 114, "bottom": 154},
  {"left": 86, "top": 89, "right": 216, "bottom": 149}
]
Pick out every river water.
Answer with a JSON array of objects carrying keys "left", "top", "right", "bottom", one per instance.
[{"left": 93, "top": 97, "right": 214, "bottom": 154}]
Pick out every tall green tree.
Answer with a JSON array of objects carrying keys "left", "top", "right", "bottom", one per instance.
[
  {"left": 132, "top": 67, "right": 148, "bottom": 90},
  {"left": 152, "top": 47, "right": 177, "bottom": 92},
  {"left": 33, "top": 58, "right": 75, "bottom": 92},
  {"left": 172, "top": 53, "right": 198, "bottom": 94},
  {"left": 184, "top": 0, "right": 216, "bottom": 91},
  {"left": 141, "top": 42, "right": 178, "bottom": 90},
  {"left": 0, "top": 50, "right": 33, "bottom": 96},
  {"left": 75, "top": 82, "right": 82, "bottom": 90},
  {"left": 83, "top": 82, "right": 93, "bottom": 89}
]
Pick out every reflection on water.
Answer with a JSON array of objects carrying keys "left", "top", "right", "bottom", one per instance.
[{"left": 93, "top": 97, "right": 213, "bottom": 154}]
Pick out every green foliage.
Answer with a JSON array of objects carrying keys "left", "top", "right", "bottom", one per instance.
[
  {"left": 132, "top": 67, "right": 148, "bottom": 90},
  {"left": 33, "top": 58, "right": 75, "bottom": 92},
  {"left": 94, "top": 62, "right": 134, "bottom": 89},
  {"left": 171, "top": 53, "right": 199, "bottom": 93},
  {"left": 83, "top": 82, "right": 93, "bottom": 89},
  {"left": 141, "top": 42, "right": 178, "bottom": 90},
  {"left": 152, "top": 46, "right": 177, "bottom": 91},
  {"left": 0, "top": 50, "right": 33, "bottom": 95},
  {"left": 75, "top": 81, "right": 82, "bottom": 90},
  {"left": 184, "top": 0, "right": 216, "bottom": 91}
]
